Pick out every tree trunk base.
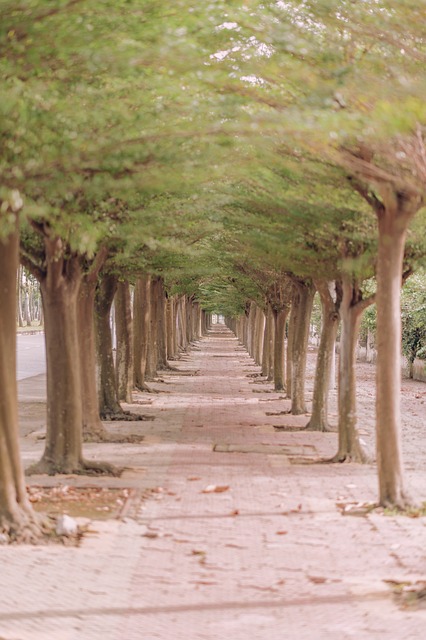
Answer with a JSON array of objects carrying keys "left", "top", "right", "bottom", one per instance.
[
  {"left": 303, "top": 419, "right": 335, "bottom": 433},
  {"left": 0, "top": 509, "right": 53, "bottom": 544},
  {"left": 101, "top": 410, "right": 154, "bottom": 422},
  {"left": 291, "top": 407, "right": 307, "bottom": 416},
  {"left": 134, "top": 383, "right": 159, "bottom": 394},
  {"left": 83, "top": 421, "right": 109, "bottom": 443},
  {"left": 324, "top": 448, "right": 372, "bottom": 464},
  {"left": 26, "top": 457, "right": 121, "bottom": 477},
  {"left": 159, "top": 364, "right": 180, "bottom": 372},
  {"left": 112, "top": 434, "right": 146, "bottom": 444},
  {"left": 83, "top": 427, "right": 146, "bottom": 444},
  {"left": 379, "top": 492, "right": 414, "bottom": 511}
]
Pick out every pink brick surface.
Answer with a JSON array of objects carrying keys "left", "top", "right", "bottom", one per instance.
[{"left": 1, "top": 327, "right": 425, "bottom": 639}]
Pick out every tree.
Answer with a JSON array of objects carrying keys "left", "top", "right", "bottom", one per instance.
[
  {"left": 401, "top": 271, "right": 426, "bottom": 378},
  {"left": 0, "top": 191, "right": 47, "bottom": 542}
]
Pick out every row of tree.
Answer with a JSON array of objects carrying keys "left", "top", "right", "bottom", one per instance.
[
  {"left": 1, "top": 0, "right": 425, "bottom": 542},
  {"left": 16, "top": 267, "right": 42, "bottom": 327}
]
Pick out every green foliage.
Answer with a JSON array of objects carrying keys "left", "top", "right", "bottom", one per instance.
[
  {"left": 401, "top": 272, "right": 426, "bottom": 363},
  {"left": 1, "top": 0, "right": 425, "bottom": 323}
]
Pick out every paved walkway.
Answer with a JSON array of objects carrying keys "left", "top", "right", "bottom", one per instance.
[{"left": 2, "top": 326, "right": 426, "bottom": 639}]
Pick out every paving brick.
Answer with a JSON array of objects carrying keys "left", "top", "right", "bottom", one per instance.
[{"left": 1, "top": 326, "right": 425, "bottom": 639}]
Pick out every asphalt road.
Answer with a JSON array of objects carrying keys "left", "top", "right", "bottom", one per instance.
[{"left": 16, "top": 332, "right": 46, "bottom": 381}]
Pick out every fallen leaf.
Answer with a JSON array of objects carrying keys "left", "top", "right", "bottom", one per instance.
[
  {"left": 187, "top": 476, "right": 201, "bottom": 481},
  {"left": 225, "top": 543, "right": 245, "bottom": 549},
  {"left": 276, "top": 530, "right": 288, "bottom": 535},
  {"left": 202, "top": 485, "right": 230, "bottom": 494},
  {"left": 308, "top": 575, "right": 327, "bottom": 584}
]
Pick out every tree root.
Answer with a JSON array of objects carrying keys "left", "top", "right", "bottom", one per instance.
[
  {"left": 302, "top": 420, "right": 336, "bottom": 433},
  {"left": 168, "top": 370, "right": 199, "bottom": 377},
  {"left": 379, "top": 490, "right": 416, "bottom": 511},
  {"left": 109, "top": 434, "right": 145, "bottom": 444},
  {"left": 265, "top": 410, "right": 291, "bottom": 416},
  {"left": 0, "top": 508, "right": 54, "bottom": 545},
  {"left": 290, "top": 407, "right": 308, "bottom": 416},
  {"left": 100, "top": 410, "right": 155, "bottom": 421},
  {"left": 159, "top": 364, "right": 180, "bottom": 372},
  {"left": 320, "top": 449, "right": 372, "bottom": 464},
  {"left": 134, "top": 383, "right": 159, "bottom": 394},
  {"left": 26, "top": 457, "right": 122, "bottom": 477}
]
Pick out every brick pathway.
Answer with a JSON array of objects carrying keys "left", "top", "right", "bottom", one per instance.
[{"left": 1, "top": 326, "right": 425, "bottom": 639}]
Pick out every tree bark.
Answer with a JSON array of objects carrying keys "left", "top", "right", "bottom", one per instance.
[
  {"left": 273, "top": 308, "right": 289, "bottom": 391},
  {"left": 0, "top": 221, "right": 44, "bottom": 542},
  {"left": 133, "top": 275, "right": 151, "bottom": 390},
  {"left": 261, "top": 306, "right": 271, "bottom": 377},
  {"left": 115, "top": 281, "right": 133, "bottom": 403},
  {"left": 166, "top": 295, "right": 176, "bottom": 360},
  {"left": 254, "top": 306, "right": 265, "bottom": 366},
  {"left": 17, "top": 265, "right": 24, "bottom": 327},
  {"left": 146, "top": 277, "right": 159, "bottom": 379},
  {"left": 177, "top": 296, "right": 187, "bottom": 352},
  {"left": 305, "top": 281, "right": 341, "bottom": 431},
  {"left": 247, "top": 302, "right": 256, "bottom": 359},
  {"left": 95, "top": 272, "right": 121, "bottom": 417},
  {"left": 78, "top": 273, "right": 108, "bottom": 441},
  {"left": 286, "top": 304, "right": 295, "bottom": 399},
  {"left": 29, "top": 239, "right": 88, "bottom": 474},
  {"left": 333, "top": 275, "right": 372, "bottom": 463},
  {"left": 156, "top": 279, "right": 168, "bottom": 370},
  {"left": 290, "top": 280, "right": 315, "bottom": 414},
  {"left": 375, "top": 195, "right": 416, "bottom": 506}
]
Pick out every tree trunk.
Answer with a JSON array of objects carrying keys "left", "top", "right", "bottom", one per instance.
[
  {"left": 166, "top": 295, "right": 176, "bottom": 360},
  {"left": 78, "top": 274, "right": 108, "bottom": 441},
  {"left": 290, "top": 281, "right": 315, "bottom": 414},
  {"left": 177, "top": 296, "right": 187, "bottom": 352},
  {"left": 267, "top": 307, "right": 275, "bottom": 381},
  {"left": 375, "top": 207, "right": 411, "bottom": 506},
  {"left": 0, "top": 222, "right": 44, "bottom": 542},
  {"left": 254, "top": 307, "right": 265, "bottom": 366},
  {"left": 247, "top": 302, "right": 256, "bottom": 358},
  {"left": 32, "top": 243, "right": 85, "bottom": 473},
  {"left": 333, "top": 276, "right": 370, "bottom": 463},
  {"left": 17, "top": 265, "right": 24, "bottom": 327},
  {"left": 146, "top": 277, "right": 159, "bottom": 379},
  {"left": 133, "top": 275, "right": 151, "bottom": 390},
  {"left": 286, "top": 304, "right": 295, "bottom": 399},
  {"left": 115, "top": 281, "right": 133, "bottom": 403},
  {"left": 156, "top": 279, "right": 168, "bottom": 370},
  {"left": 273, "top": 308, "right": 289, "bottom": 391},
  {"left": 261, "top": 306, "right": 271, "bottom": 377},
  {"left": 185, "top": 296, "right": 193, "bottom": 345},
  {"left": 366, "top": 328, "right": 375, "bottom": 363},
  {"left": 95, "top": 272, "right": 121, "bottom": 417},
  {"left": 305, "top": 281, "right": 341, "bottom": 431}
]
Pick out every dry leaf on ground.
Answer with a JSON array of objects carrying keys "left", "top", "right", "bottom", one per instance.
[{"left": 201, "top": 485, "right": 230, "bottom": 494}]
